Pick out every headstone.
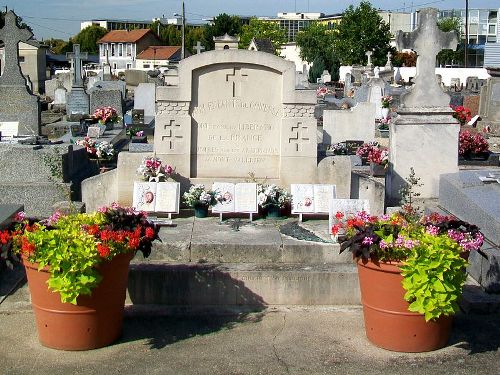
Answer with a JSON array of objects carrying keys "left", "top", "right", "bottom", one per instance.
[
  {"left": 321, "top": 70, "right": 331, "bottom": 84},
  {"left": 389, "top": 8, "right": 460, "bottom": 202},
  {"left": 385, "top": 51, "right": 393, "bottom": 69},
  {"left": 151, "top": 50, "right": 316, "bottom": 188},
  {"left": 0, "top": 11, "right": 41, "bottom": 135},
  {"left": 436, "top": 74, "right": 444, "bottom": 89},
  {"left": 365, "top": 51, "right": 373, "bottom": 69},
  {"left": 394, "top": 68, "right": 403, "bottom": 84},
  {"left": 323, "top": 102, "right": 376, "bottom": 144},
  {"left": 125, "top": 70, "right": 149, "bottom": 86},
  {"left": 463, "top": 95, "right": 480, "bottom": 117},
  {"left": 450, "top": 77, "right": 462, "bottom": 91},
  {"left": 101, "top": 49, "right": 113, "bottom": 81},
  {"left": 134, "top": 83, "right": 156, "bottom": 117},
  {"left": 90, "top": 89, "right": 124, "bottom": 119},
  {"left": 88, "top": 79, "right": 126, "bottom": 99},
  {"left": 53, "top": 81, "right": 67, "bottom": 106},
  {"left": 367, "top": 78, "right": 385, "bottom": 118},
  {"left": 131, "top": 109, "right": 145, "bottom": 125},
  {"left": 344, "top": 73, "right": 354, "bottom": 97},
  {"left": 478, "top": 68, "right": 500, "bottom": 125},
  {"left": 466, "top": 76, "right": 480, "bottom": 93},
  {"left": 66, "top": 44, "right": 90, "bottom": 117}
]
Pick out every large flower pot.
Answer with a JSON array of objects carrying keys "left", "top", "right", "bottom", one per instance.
[
  {"left": 22, "top": 252, "right": 134, "bottom": 351},
  {"left": 357, "top": 258, "right": 452, "bottom": 352},
  {"left": 266, "top": 205, "right": 281, "bottom": 218},
  {"left": 381, "top": 107, "right": 390, "bottom": 119},
  {"left": 370, "top": 162, "right": 386, "bottom": 177},
  {"left": 194, "top": 206, "right": 209, "bottom": 218}
]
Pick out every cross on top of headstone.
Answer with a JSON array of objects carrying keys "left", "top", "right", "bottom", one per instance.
[
  {"left": 0, "top": 11, "right": 34, "bottom": 86},
  {"left": 365, "top": 51, "right": 373, "bottom": 68},
  {"left": 66, "top": 44, "right": 88, "bottom": 88},
  {"left": 395, "top": 8, "right": 458, "bottom": 108},
  {"left": 194, "top": 41, "right": 205, "bottom": 54},
  {"left": 385, "top": 51, "right": 393, "bottom": 68}
]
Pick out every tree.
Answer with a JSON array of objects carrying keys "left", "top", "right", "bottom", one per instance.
[
  {"left": 239, "top": 18, "right": 287, "bottom": 55},
  {"left": 295, "top": 22, "right": 338, "bottom": 82},
  {"left": 44, "top": 38, "right": 72, "bottom": 54},
  {"left": 202, "top": 13, "right": 242, "bottom": 50},
  {"left": 332, "top": 1, "right": 393, "bottom": 67},
  {"left": 185, "top": 27, "right": 206, "bottom": 54},
  {"left": 73, "top": 25, "right": 108, "bottom": 54},
  {"left": 0, "top": 11, "right": 33, "bottom": 32}
]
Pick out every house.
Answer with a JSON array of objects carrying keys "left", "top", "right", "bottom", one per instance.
[
  {"left": 97, "top": 29, "right": 162, "bottom": 69},
  {"left": 0, "top": 40, "right": 48, "bottom": 94},
  {"left": 248, "top": 38, "right": 275, "bottom": 54},
  {"left": 135, "top": 46, "right": 186, "bottom": 69}
]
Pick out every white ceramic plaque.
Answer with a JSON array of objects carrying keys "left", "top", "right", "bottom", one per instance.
[
  {"left": 291, "top": 184, "right": 315, "bottom": 214},
  {"left": 313, "top": 184, "right": 337, "bottom": 213},
  {"left": 133, "top": 182, "right": 157, "bottom": 212},
  {"left": 235, "top": 183, "right": 258, "bottom": 213},
  {"left": 87, "top": 126, "right": 100, "bottom": 139},
  {"left": 212, "top": 182, "right": 235, "bottom": 213},
  {"left": 0, "top": 122, "right": 19, "bottom": 138},
  {"left": 155, "top": 182, "right": 180, "bottom": 213}
]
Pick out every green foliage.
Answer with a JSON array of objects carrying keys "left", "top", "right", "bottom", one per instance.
[
  {"left": 332, "top": 1, "right": 393, "bottom": 66},
  {"left": 44, "top": 38, "right": 72, "bottom": 55},
  {"left": 401, "top": 231, "right": 467, "bottom": 321},
  {"left": 436, "top": 16, "right": 463, "bottom": 66},
  {"left": 239, "top": 18, "right": 287, "bottom": 55},
  {"left": 203, "top": 13, "right": 242, "bottom": 50},
  {"left": 73, "top": 25, "right": 108, "bottom": 54},
  {"left": 437, "top": 16, "right": 462, "bottom": 38},
  {"left": 185, "top": 27, "right": 206, "bottom": 54},
  {"left": 0, "top": 11, "right": 33, "bottom": 32},
  {"left": 308, "top": 56, "right": 326, "bottom": 83}
]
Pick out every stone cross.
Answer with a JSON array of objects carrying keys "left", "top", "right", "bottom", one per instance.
[
  {"left": 66, "top": 44, "right": 88, "bottom": 88},
  {"left": 0, "top": 11, "right": 33, "bottom": 86},
  {"left": 395, "top": 8, "right": 458, "bottom": 108},
  {"left": 365, "top": 51, "right": 373, "bottom": 68},
  {"left": 385, "top": 52, "right": 393, "bottom": 68},
  {"left": 194, "top": 41, "right": 205, "bottom": 54},
  {"left": 226, "top": 68, "right": 248, "bottom": 97}
]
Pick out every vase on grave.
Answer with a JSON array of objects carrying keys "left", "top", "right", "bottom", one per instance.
[
  {"left": 381, "top": 107, "right": 390, "bottom": 119},
  {"left": 194, "top": 205, "right": 209, "bottom": 218},
  {"left": 370, "top": 162, "right": 387, "bottom": 177},
  {"left": 266, "top": 205, "right": 281, "bottom": 218}
]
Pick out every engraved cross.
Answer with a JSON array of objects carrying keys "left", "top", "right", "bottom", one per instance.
[
  {"left": 226, "top": 68, "right": 248, "bottom": 97},
  {"left": 162, "top": 119, "right": 183, "bottom": 150},
  {"left": 288, "top": 122, "right": 310, "bottom": 152}
]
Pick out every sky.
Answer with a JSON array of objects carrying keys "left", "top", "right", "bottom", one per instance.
[{"left": 2, "top": 0, "right": 497, "bottom": 40}]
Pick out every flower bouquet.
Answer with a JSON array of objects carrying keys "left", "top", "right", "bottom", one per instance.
[
  {"left": 183, "top": 184, "right": 218, "bottom": 218},
  {"left": 452, "top": 105, "right": 472, "bottom": 126},
  {"left": 92, "top": 106, "right": 121, "bottom": 130},
  {"left": 367, "top": 146, "right": 389, "bottom": 176},
  {"left": 459, "top": 129, "right": 490, "bottom": 160},
  {"left": 136, "top": 156, "right": 174, "bottom": 182},
  {"left": 316, "top": 85, "right": 333, "bottom": 98},
  {"left": 381, "top": 95, "right": 393, "bottom": 109},
  {"left": 355, "top": 142, "right": 379, "bottom": 165},
  {"left": 76, "top": 137, "right": 115, "bottom": 161},
  {"left": 258, "top": 184, "right": 292, "bottom": 218}
]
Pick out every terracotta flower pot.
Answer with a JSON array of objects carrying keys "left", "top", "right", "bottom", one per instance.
[
  {"left": 357, "top": 258, "right": 452, "bottom": 352},
  {"left": 22, "top": 252, "right": 134, "bottom": 351}
]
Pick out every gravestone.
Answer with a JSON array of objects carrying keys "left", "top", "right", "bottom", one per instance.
[
  {"left": 90, "top": 89, "right": 124, "bottom": 118},
  {"left": 125, "top": 70, "right": 149, "bottom": 86},
  {"left": 153, "top": 50, "right": 316, "bottom": 185},
  {"left": 0, "top": 11, "right": 41, "bottom": 135},
  {"left": 88, "top": 80, "right": 126, "bottom": 99},
  {"left": 194, "top": 41, "right": 205, "bottom": 54},
  {"left": 66, "top": 44, "right": 90, "bottom": 117},
  {"left": 344, "top": 73, "right": 354, "bottom": 97},
  {"left": 323, "top": 102, "right": 376, "bottom": 144},
  {"left": 365, "top": 51, "right": 373, "bottom": 69},
  {"left": 466, "top": 76, "right": 480, "bottom": 93},
  {"left": 134, "top": 83, "right": 156, "bottom": 117},
  {"left": 367, "top": 78, "right": 385, "bottom": 118},
  {"left": 463, "top": 95, "right": 480, "bottom": 117},
  {"left": 478, "top": 68, "right": 500, "bottom": 128},
  {"left": 388, "top": 8, "right": 459, "bottom": 202},
  {"left": 53, "top": 82, "right": 67, "bottom": 106},
  {"left": 450, "top": 77, "right": 462, "bottom": 91},
  {"left": 321, "top": 70, "right": 331, "bottom": 84},
  {"left": 45, "top": 75, "right": 72, "bottom": 99}
]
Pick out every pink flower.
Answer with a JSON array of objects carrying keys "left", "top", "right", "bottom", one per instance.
[
  {"left": 426, "top": 225, "right": 439, "bottom": 235},
  {"left": 362, "top": 236, "right": 374, "bottom": 245},
  {"left": 13, "top": 211, "right": 26, "bottom": 222}
]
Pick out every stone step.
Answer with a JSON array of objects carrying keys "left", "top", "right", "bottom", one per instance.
[
  {"left": 138, "top": 217, "right": 352, "bottom": 265},
  {"left": 126, "top": 262, "right": 360, "bottom": 308}
]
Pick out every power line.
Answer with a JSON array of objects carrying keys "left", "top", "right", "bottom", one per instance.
[{"left": 389, "top": 0, "right": 449, "bottom": 12}]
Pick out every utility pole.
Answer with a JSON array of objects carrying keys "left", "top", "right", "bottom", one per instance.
[
  {"left": 464, "top": 0, "right": 469, "bottom": 68},
  {"left": 181, "top": 1, "right": 185, "bottom": 60}
]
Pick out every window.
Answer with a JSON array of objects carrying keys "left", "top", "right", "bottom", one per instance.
[
  {"left": 112, "top": 63, "right": 117, "bottom": 69},
  {"left": 488, "top": 11, "right": 498, "bottom": 24},
  {"left": 143, "top": 64, "right": 150, "bottom": 68},
  {"left": 111, "top": 43, "right": 116, "bottom": 56},
  {"left": 118, "top": 43, "right": 123, "bottom": 57},
  {"left": 487, "top": 36, "right": 497, "bottom": 43},
  {"left": 488, "top": 25, "right": 496, "bottom": 34},
  {"left": 126, "top": 63, "right": 132, "bottom": 69},
  {"left": 126, "top": 43, "right": 132, "bottom": 57},
  {"left": 469, "top": 23, "right": 478, "bottom": 35}
]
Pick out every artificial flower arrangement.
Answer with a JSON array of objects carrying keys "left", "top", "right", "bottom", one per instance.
[
  {"left": 378, "top": 117, "right": 390, "bottom": 131},
  {"left": 381, "top": 95, "right": 393, "bottom": 108},
  {"left": 183, "top": 184, "right": 218, "bottom": 208},
  {"left": 257, "top": 184, "right": 292, "bottom": 209},
  {"left": 316, "top": 85, "right": 333, "bottom": 98},
  {"left": 2, "top": 204, "right": 159, "bottom": 304},
  {"left": 459, "top": 129, "right": 490, "bottom": 156},
  {"left": 367, "top": 146, "right": 389, "bottom": 167},
  {"left": 328, "top": 142, "right": 349, "bottom": 155},
  {"left": 126, "top": 125, "right": 144, "bottom": 139},
  {"left": 75, "top": 137, "right": 115, "bottom": 160},
  {"left": 136, "top": 156, "right": 174, "bottom": 182},
  {"left": 451, "top": 105, "right": 472, "bottom": 126},
  {"left": 92, "top": 106, "right": 121, "bottom": 125}
]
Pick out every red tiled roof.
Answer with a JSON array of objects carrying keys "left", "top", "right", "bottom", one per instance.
[
  {"left": 98, "top": 29, "right": 153, "bottom": 43},
  {"left": 136, "top": 46, "right": 181, "bottom": 60}
]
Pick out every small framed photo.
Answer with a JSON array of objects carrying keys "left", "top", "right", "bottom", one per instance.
[{"left": 87, "top": 126, "right": 101, "bottom": 139}]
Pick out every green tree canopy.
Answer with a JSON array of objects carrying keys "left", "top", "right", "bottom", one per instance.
[
  {"left": 295, "top": 22, "right": 338, "bottom": 82},
  {"left": 332, "top": 1, "right": 393, "bottom": 66},
  {"left": 203, "top": 13, "right": 242, "bottom": 50},
  {"left": 0, "top": 11, "right": 33, "bottom": 32},
  {"left": 239, "top": 18, "right": 287, "bottom": 55},
  {"left": 44, "top": 38, "right": 72, "bottom": 54},
  {"left": 73, "top": 25, "right": 108, "bottom": 54}
]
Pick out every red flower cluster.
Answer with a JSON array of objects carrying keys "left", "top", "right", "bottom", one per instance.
[
  {"left": 21, "top": 237, "right": 36, "bottom": 256},
  {"left": 451, "top": 106, "right": 472, "bottom": 125},
  {"left": 459, "top": 130, "right": 489, "bottom": 155},
  {"left": 0, "top": 230, "right": 11, "bottom": 245}
]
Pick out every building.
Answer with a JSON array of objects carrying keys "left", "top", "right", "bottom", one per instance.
[
  {"left": 248, "top": 38, "right": 274, "bottom": 54},
  {"left": 97, "top": 29, "right": 162, "bottom": 69},
  {"left": 135, "top": 46, "right": 184, "bottom": 69},
  {"left": 81, "top": 17, "right": 199, "bottom": 32},
  {"left": 213, "top": 34, "right": 240, "bottom": 50},
  {"left": 439, "top": 8, "right": 499, "bottom": 67},
  {"left": 258, "top": 13, "right": 324, "bottom": 43},
  {"left": 378, "top": 11, "right": 417, "bottom": 35},
  {"left": 0, "top": 40, "right": 48, "bottom": 94}
]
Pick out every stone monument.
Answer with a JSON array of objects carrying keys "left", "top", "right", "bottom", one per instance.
[
  {"left": 0, "top": 11, "right": 41, "bottom": 135},
  {"left": 66, "top": 44, "right": 90, "bottom": 117},
  {"left": 388, "top": 8, "right": 459, "bottom": 203},
  {"left": 478, "top": 67, "right": 500, "bottom": 133}
]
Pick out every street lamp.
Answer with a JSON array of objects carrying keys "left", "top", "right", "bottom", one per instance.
[{"left": 173, "top": 1, "right": 185, "bottom": 60}]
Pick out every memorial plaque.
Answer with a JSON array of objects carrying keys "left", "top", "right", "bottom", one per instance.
[
  {"left": 155, "top": 182, "right": 180, "bottom": 213},
  {"left": 133, "top": 182, "right": 157, "bottom": 212},
  {"left": 87, "top": 126, "right": 100, "bottom": 138},
  {"left": 234, "top": 183, "right": 258, "bottom": 213},
  {"left": 313, "top": 184, "right": 336, "bottom": 213},
  {"left": 0, "top": 122, "right": 19, "bottom": 138},
  {"left": 132, "top": 109, "right": 145, "bottom": 125},
  {"left": 328, "top": 198, "right": 370, "bottom": 231},
  {"left": 291, "top": 184, "right": 315, "bottom": 214},
  {"left": 212, "top": 182, "right": 236, "bottom": 213}
]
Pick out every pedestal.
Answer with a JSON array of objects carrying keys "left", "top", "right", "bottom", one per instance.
[{"left": 387, "top": 108, "right": 459, "bottom": 205}]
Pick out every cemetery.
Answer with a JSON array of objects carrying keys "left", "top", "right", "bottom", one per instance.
[{"left": 0, "top": 3, "right": 500, "bottom": 372}]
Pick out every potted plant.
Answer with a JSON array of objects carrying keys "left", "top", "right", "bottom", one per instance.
[
  {"left": 356, "top": 142, "right": 379, "bottom": 166},
  {"left": 335, "top": 170, "right": 484, "bottom": 352},
  {"left": 380, "top": 95, "right": 392, "bottom": 119},
  {"left": 7, "top": 204, "right": 159, "bottom": 350},
  {"left": 183, "top": 184, "right": 218, "bottom": 218},
  {"left": 136, "top": 156, "right": 174, "bottom": 182},
  {"left": 451, "top": 105, "right": 472, "bottom": 126},
  {"left": 367, "top": 146, "right": 389, "bottom": 177},
  {"left": 76, "top": 137, "right": 116, "bottom": 172},
  {"left": 91, "top": 106, "right": 121, "bottom": 130},
  {"left": 377, "top": 118, "right": 390, "bottom": 138},
  {"left": 459, "top": 129, "right": 490, "bottom": 161},
  {"left": 257, "top": 184, "right": 291, "bottom": 218}
]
